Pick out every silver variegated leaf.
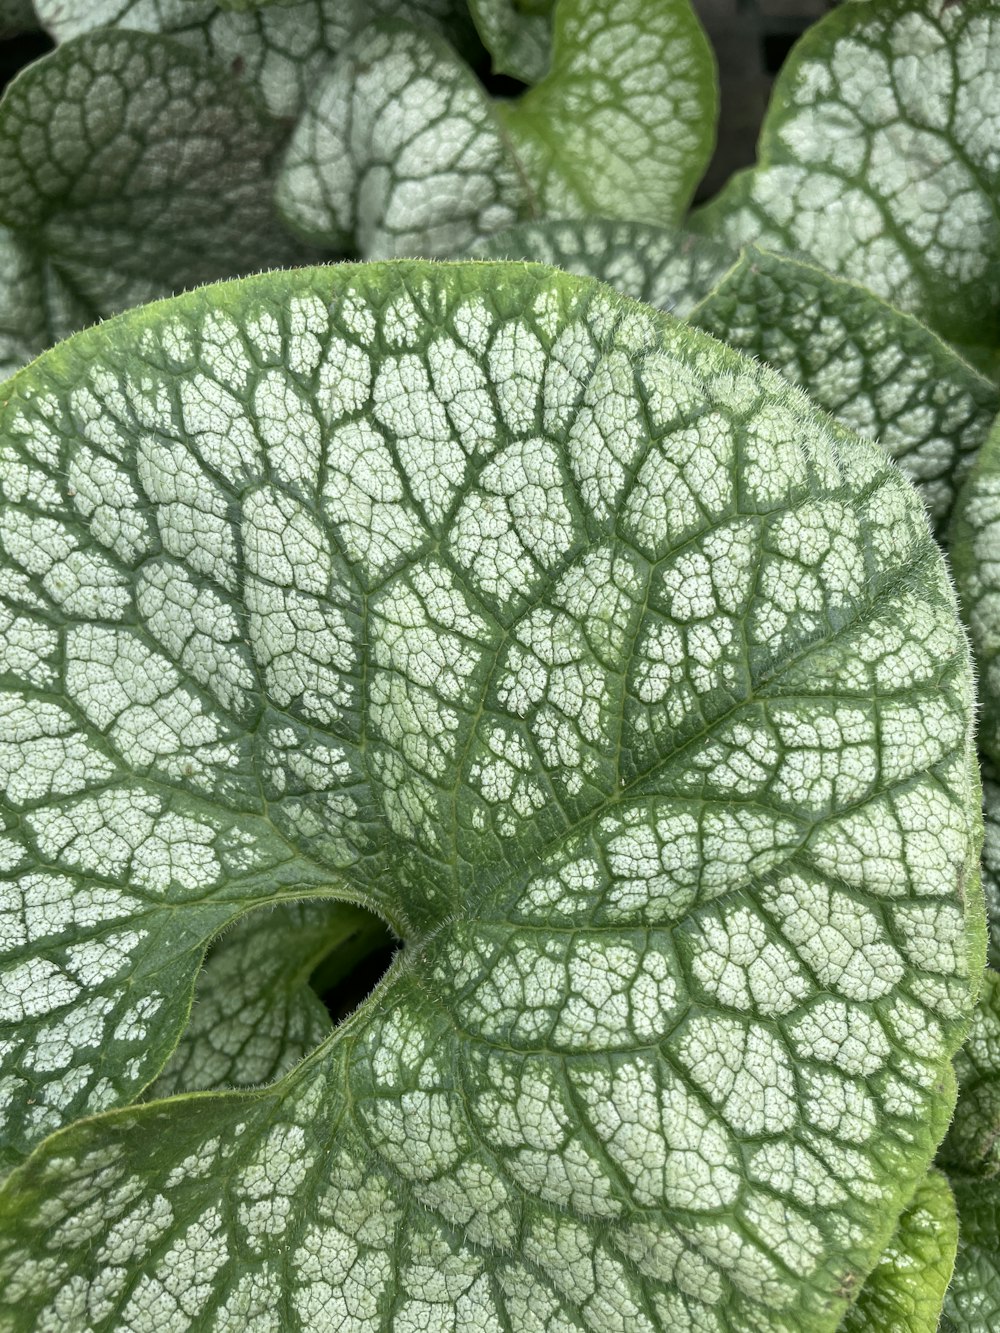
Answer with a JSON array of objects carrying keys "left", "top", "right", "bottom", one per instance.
[{"left": 0, "top": 261, "right": 982, "bottom": 1330}]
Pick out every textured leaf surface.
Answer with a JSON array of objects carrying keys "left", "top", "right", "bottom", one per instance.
[
  {"left": 474, "top": 220, "right": 730, "bottom": 318},
  {"left": 148, "top": 902, "right": 390, "bottom": 1097},
  {"left": 939, "top": 973, "right": 1000, "bottom": 1332},
  {"left": 500, "top": 0, "right": 717, "bottom": 225},
  {"left": 982, "top": 762, "right": 1000, "bottom": 969},
  {"left": 0, "top": 261, "right": 982, "bottom": 1329},
  {"left": 951, "top": 414, "right": 1000, "bottom": 766},
  {"left": 276, "top": 20, "right": 526, "bottom": 258},
  {"left": 0, "top": 30, "right": 301, "bottom": 367},
  {"left": 468, "top": 0, "right": 554, "bottom": 84},
  {"left": 694, "top": 0, "right": 1000, "bottom": 351},
  {"left": 34, "top": 0, "right": 477, "bottom": 119},
  {"left": 0, "top": 227, "right": 54, "bottom": 381},
  {"left": 840, "top": 1168, "right": 957, "bottom": 1333},
  {"left": 689, "top": 248, "right": 999, "bottom": 530}
]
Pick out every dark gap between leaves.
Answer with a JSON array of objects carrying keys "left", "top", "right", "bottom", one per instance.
[
  {"left": 0, "top": 31, "right": 53, "bottom": 97},
  {"left": 310, "top": 927, "right": 401, "bottom": 1025}
]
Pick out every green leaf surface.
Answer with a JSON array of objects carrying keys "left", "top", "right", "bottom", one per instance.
[
  {"left": 950, "top": 413, "right": 1000, "bottom": 767},
  {"left": 982, "top": 760, "right": 1000, "bottom": 969},
  {"left": 0, "top": 31, "right": 303, "bottom": 369},
  {"left": 473, "top": 220, "right": 731, "bottom": 318},
  {"left": 693, "top": 0, "right": 1000, "bottom": 352},
  {"left": 275, "top": 20, "right": 527, "bottom": 258},
  {"left": 0, "top": 261, "right": 983, "bottom": 1328},
  {"left": 689, "top": 248, "right": 999, "bottom": 531},
  {"left": 940, "top": 971, "right": 1000, "bottom": 1181},
  {"left": 468, "top": 0, "right": 554, "bottom": 83},
  {"left": 34, "top": 0, "right": 479, "bottom": 120},
  {"left": 939, "top": 973, "right": 1000, "bottom": 1332},
  {"left": 148, "top": 901, "right": 390, "bottom": 1097},
  {"left": 840, "top": 1168, "right": 958, "bottom": 1333},
  {"left": 0, "top": 226, "right": 52, "bottom": 381},
  {"left": 943, "top": 1178, "right": 1000, "bottom": 1332},
  {"left": 499, "top": 0, "right": 717, "bottom": 225}
]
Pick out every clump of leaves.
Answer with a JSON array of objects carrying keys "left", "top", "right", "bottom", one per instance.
[{"left": 1, "top": 1, "right": 1000, "bottom": 1330}]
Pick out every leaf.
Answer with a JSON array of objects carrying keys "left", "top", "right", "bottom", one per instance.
[
  {"left": 148, "top": 902, "right": 392, "bottom": 1097},
  {"left": 938, "top": 973, "right": 1000, "bottom": 1331},
  {"left": 982, "top": 760, "right": 1000, "bottom": 970},
  {"left": 689, "top": 247, "right": 1000, "bottom": 531},
  {"left": 950, "top": 412, "right": 1000, "bottom": 765},
  {"left": 840, "top": 1168, "right": 958, "bottom": 1333},
  {"left": 473, "top": 219, "right": 731, "bottom": 317},
  {"left": 0, "top": 227, "right": 52, "bottom": 381},
  {"left": 34, "top": 0, "right": 480, "bottom": 120},
  {"left": 0, "top": 31, "right": 303, "bottom": 366},
  {"left": 693, "top": 0, "right": 1000, "bottom": 353},
  {"left": 275, "top": 20, "right": 528, "bottom": 258},
  {"left": 499, "top": 0, "right": 717, "bottom": 225},
  {"left": 0, "top": 260, "right": 983, "bottom": 1328},
  {"left": 942, "top": 1178, "right": 1000, "bottom": 1333},
  {"left": 467, "top": 0, "right": 555, "bottom": 84}
]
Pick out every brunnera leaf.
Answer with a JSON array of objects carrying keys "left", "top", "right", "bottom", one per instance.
[
  {"left": 950, "top": 412, "right": 1000, "bottom": 770},
  {"left": 275, "top": 20, "right": 528, "bottom": 259},
  {"left": 0, "top": 260, "right": 983, "bottom": 1330},
  {"left": 147, "top": 901, "right": 392, "bottom": 1098},
  {"left": 34, "top": 0, "right": 480, "bottom": 120},
  {"left": 467, "top": 0, "right": 555, "bottom": 85},
  {"left": 689, "top": 248, "right": 1000, "bottom": 532},
  {"left": 498, "top": 0, "right": 718, "bottom": 227},
  {"left": 981, "top": 758, "right": 1000, "bottom": 970},
  {"left": 473, "top": 219, "right": 731, "bottom": 319},
  {"left": 0, "top": 30, "right": 304, "bottom": 378},
  {"left": 840, "top": 1168, "right": 958, "bottom": 1333},
  {"left": 693, "top": 0, "right": 1000, "bottom": 354},
  {"left": 472, "top": 233, "right": 998, "bottom": 533},
  {"left": 938, "top": 972, "right": 1000, "bottom": 1332}
]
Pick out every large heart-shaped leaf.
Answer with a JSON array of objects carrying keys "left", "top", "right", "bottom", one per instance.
[
  {"left": 275, "top": 20, "right": 528, "bottom": 258},
  {"left": 693, "top": 0, "right": 1000, "bottom": 355},
  {"left": 0, "top": 261, "right": 982, "bottom": 1329},
  {"left": 0, "top": 30, "right": 303, "bottom": 379},
  {"left": 499, "top": 0, "right": 718, "bottom": 226},
  {"left": 34, "top": 0, "right": 480, "bottom": 119},
  {"left": 689, "top": 248, "right": 999, "bottom": 531}
]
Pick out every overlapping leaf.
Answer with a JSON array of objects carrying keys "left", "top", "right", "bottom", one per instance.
[
  {"left": 276, "top": 20, "right": 527, "bottom": 258},
  {"left": 474, "top": 220, "right": 730, "bottom": 317},
  {"left": 34, "top": 0, "right": 479, "bottom": 119},
  {"left": 500, "top": 0, "right": 717, "bottom": 225},
  {"left": 0, "top": 30, "right": 303, "bottom": 380},
  {"left": 938, "top": 973, "right": 1000, "bottom": 1331},
  {"left": 468, "top": 0, "right": 554, "bottom": 84},
  {"left": 0, "top": 262, "right": 982, "bottom": 1329},
  {"left": 982, "top": 759, "right": 1000, "bottom": 970},
  {"left": 694, "top": 0, "right": 1000, "bottom": 355},
  {"left": 149, "top": 902, "right": 392, "bottom": 1097},
  {"left": 951, "top": 413, "right": 1000, "bottom": 767},
  {"left": 841, "top": 1169, "right": 958, "bottom": 1333},
  {"left": 689, "top": 248, "right": 999, "bottom": 530}
]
